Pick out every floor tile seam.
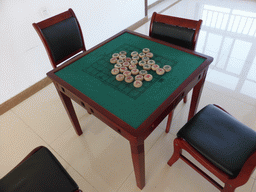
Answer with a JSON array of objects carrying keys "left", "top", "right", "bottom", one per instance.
[
  {"left": 168, "top": 131, "right": 177, "bottom": 138},
  {"left": 173, "top": 102, "right": 190, "bottom": 118},
  {"left": 249, "top": 178, "right": 256, "bottom": 192},
  {"left": 47, "top": 110, "right": 90, "bottom": 145},
  {"left": 115, "top": 132, "right": 174, "bottom": 192},
  {"left": 199, "top": 48, "right": 225, "bottom": 63},
  {"left": 47, "top": 145, "right": 100, "bottom": 192},
  {"left": 48, "top": 124, "right": 75, "bottom": 145},
  {"left": 211, "top": 59, "right": 253, "bottom": 78},
  {"left": 142, "top": 0, "right": 183, "bottom": 25},
  {"left": 146, "top": 128, "right": 170, "bottom": 155},
  {"left": 156, "top": 0, "right": 183, "bottom": 15},
  {"left": 200, "top": 42, "right": 256, "bottom": 67},
  {"left": 115, "top": 171, "right": 134, "bottom": 192},
  {"left": 9, "top": 108, "right": 51, "bottom": 145},
  {"left": 172, "top": 100, "right": 191, "bottom": 119},
  {"left": 219, "top": 54, "right": 255, "bottom": 64},
  {"left": 204, "top": 82, "right": 256, "bottom": 107}
]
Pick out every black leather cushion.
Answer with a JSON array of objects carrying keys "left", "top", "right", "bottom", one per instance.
[
  {"left": 42, "top": 17, "right": 83, "bottom": 63},
  {"left": 0, "top": 147, "right": 78, "bottom": 192},
  {"left": 151, "top": 21, "right": 195, "bottom": 50},
  {"left": 177, "top": 104, "right": 256, "bottom": 178}
]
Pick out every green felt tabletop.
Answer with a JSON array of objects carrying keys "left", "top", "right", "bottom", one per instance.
[{"left": 56, "top": 32, "right": 206, "bottom": 129}]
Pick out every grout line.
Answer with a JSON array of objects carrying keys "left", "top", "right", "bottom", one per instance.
[
  {"left": 46, "top": 144, "right": 100, "bottom": 192},
  {"left": 158, "top": 0, "right": 182, "bottom": 14},
  {"left": 249, "top": 178, "right": 256, "bottom": 192},
  {"left": 10, "top": 109, "right": 51, "bottom": 146},
  {"left": 115, "top": 171, "right": 134, "bottom": 192},
  {"left": 146, "top": 129, "right": 166, "bottom": 155},
  {"left": 147, "top": 0, "right": 182, "bottom": 20}
]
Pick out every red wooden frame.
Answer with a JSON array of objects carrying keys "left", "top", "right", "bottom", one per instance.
[
  {"left": 167, "top": 107, "right": 256, "bottom": 192},
  {"left": 33, "top": 8, "right": 86, "bottom": 69},
  {"left": 149, "top": 12, "right": 202, "bottom": 50},
  {"left": 149, "top": 12, "right": 203, "bottom": 133},
  {"left": 47, "top": 29, "right": 213, "bottom": 189},
  {"left": 3, "top": 146, "right": 83, "bottom": 192}
]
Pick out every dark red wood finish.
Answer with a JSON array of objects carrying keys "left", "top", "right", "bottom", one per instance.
[
  {"left": 33, "top": 8, "right": 86, "bottom": 69},
  {"left": 168, "top": 137, "right": 256, "bottom": 192},
  {"left": 149, "top": 12, "right": 203, "bottom": 132},
  {"left": 47, "top": 29, "right": 213, "bottom": 189}
]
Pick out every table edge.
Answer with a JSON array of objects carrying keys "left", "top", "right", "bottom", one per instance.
[{"left": 47, "top": 29, "right": 213, "bottom": 138}]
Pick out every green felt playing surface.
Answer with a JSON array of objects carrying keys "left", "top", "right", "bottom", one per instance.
[
  {"left": 82, "top": 44, "right": 177, "bottom": 100},
  {"left": 56, "top": 32, "right": 206, "bottom": 129}
]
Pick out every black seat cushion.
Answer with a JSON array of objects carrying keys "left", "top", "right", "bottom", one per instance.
[
  {"left": 42, "top": 17, "right": 83, "bottom": 63},
  {"left": 151, "top": 21, "right": 195, "bottom": 50},
  {"left": 0, "top": 147, "right": 78, "bottom": 192},
  {"left": 177, "top": 104, "right": 256, "bottom": 178}
]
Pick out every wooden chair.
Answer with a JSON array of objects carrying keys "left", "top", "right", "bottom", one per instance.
[
  {"left": 0, "top": 146, "right": 83, "bottom": 192},
  {"left": 33, "top": 8, "right": 86, "bottom": 69},
  {"left": 149, "top": 12, "right": 202, "bottom": 133},
  {"left": 168, "top": 104, "right": 256, "bottom": 192}
]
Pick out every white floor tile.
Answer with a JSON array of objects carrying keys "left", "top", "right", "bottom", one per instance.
[
  {"left": 198, "top": 86, "right": 256, "bottom": 131},
  {"left": 251, "top": 180, "right": 256, "bottom": 192},
  {"left": 50, "top": 113, "right": 164, "bottom": 192},
  {"left": 0, "top": 111, "right": 49, "bottom": 177},
  {"left": 11, "top": 83, "right": 87, "bottom": 144},
  {"left": 53, "top": 149, "right": 98, "bottom": 192},
  {"left": 2, "top": 0, "right": 256, "bottom": 191},
  {"left": 148, "top": 0, "right": 181, "bottom": 19}
]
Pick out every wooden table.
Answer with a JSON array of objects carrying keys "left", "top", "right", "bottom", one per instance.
[{"left": 47, "top": 29, "right": 213, "bottom": 189}]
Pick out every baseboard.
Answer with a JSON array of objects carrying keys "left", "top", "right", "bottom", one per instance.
[
  {"left": 0, "top": 16, "right": 153, "bottom": 116},
  {"left": 0, "top": 77, "right": 52, "bottom": 115},
  {"left": 148, "top": 0, "right": 165, "bottom": 9},
  {"left": 127, "top": 16, "right": 149, "bottom": 31}
]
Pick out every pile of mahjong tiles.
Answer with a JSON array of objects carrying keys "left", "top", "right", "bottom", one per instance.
[{"left": 110, "top": 48, "right": 171, "bottom": 88}]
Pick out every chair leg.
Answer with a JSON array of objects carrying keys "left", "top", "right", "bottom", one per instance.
[
  {"left": 183, "top": 95, "right": 187, "bottom": 103},
  {"left": 167, "top": 138, "right": 182, "bottom": 166},
  {"left": 166, "top": 110, "right": 174, "bottom": 133},
  {"left": 222, "top": 183, "right": 235, "bottom": 192}
]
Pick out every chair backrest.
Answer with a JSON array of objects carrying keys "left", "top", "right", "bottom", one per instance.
[
  {"left": 0, "top": 146, "right": 82, "bottom": 192},
  {"left": 149, "top": 12, "right": 202, "bottom": 50},
  {"left": 33, "top": 8, "right": 86, "bottom": 68}
]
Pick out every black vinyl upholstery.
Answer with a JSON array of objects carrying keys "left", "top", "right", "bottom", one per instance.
[
  {"left": 42, "top": 17, "right": 83, "bottom": 63},
  {"left": 0, "top": 147, "right": 78, "bottom": 192},
  {"left": 151, "top": 21, "right": 195, "bottom": 50},
  {"left": 177, "top": 104, "right": 256, "bottom": 177}
]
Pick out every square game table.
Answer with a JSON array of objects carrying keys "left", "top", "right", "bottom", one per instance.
[{"left": 47, "top": 29, "right": 213, "bottom": 189}]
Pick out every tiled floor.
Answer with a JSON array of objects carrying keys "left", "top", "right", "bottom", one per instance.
[{"left": 1, "top": 0, "right": 256, "bottom": 191}]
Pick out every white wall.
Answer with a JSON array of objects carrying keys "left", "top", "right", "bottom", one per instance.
[{"left": 0, "top": 0, "right": 145, "bottom": 104}]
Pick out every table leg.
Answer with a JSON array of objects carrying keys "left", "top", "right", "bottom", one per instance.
[
  {"left": 165, "top": 110, "right": 174, "bottom": 133},
  {"left": 188, "top": 70, "right": 207, "bottom": 121},
  {"left": 130, "top": 140, "right": 145, "bottom": 189},
  {"left": 54, "top": 84, "right": 83, "bottom": 136}
]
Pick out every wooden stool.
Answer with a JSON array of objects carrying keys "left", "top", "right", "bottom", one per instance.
[{"left": 168, "top": 104, "right": 256, "bottom": 192}]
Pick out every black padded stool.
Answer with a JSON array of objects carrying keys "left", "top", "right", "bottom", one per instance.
[
  {"left": 168, "top": 104, "right": 256, "bottom": 192},
  {"left": 0, "top": 146, "right": 82, "bottom": 192}
]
